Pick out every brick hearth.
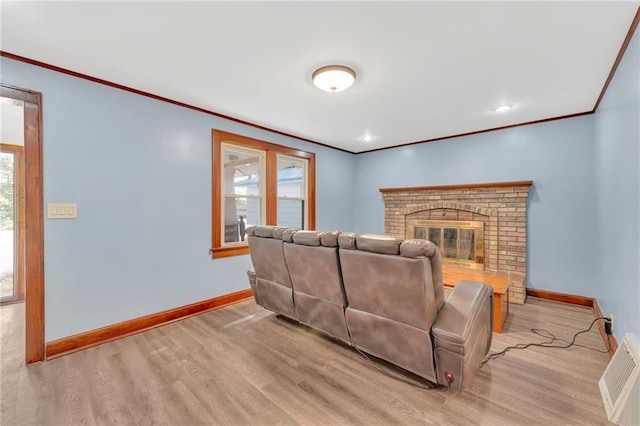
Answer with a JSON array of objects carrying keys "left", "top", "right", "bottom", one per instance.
[{"left": 380, "top": 181, "right": 533, "bottom": 304}]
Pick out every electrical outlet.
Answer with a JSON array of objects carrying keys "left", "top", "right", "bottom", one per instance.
[{"left": 605, "top": 315, "right": 613, "bottom": 335}]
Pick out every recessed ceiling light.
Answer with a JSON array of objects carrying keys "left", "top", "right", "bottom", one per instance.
[
  {"left": 494, "top": 104, "right": 512, "bottom": 113},
  {"left": 312, "top": 65, "right": 356, "bottom": 93},
  {"left": 361, "top": 134, "right": 374, "bottom": 142}
]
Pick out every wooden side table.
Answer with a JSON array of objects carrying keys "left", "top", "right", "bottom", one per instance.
[{"left": 442, "top": 266, "right": 510, "bottom": 333}]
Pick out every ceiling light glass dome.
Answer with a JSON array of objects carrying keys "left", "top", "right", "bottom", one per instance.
[{"left": 312, "top": 65, "right": 356, "bottom": 93}]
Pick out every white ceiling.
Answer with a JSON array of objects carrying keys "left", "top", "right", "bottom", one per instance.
[{"left": 1, "top": 1, "right": 638, "bottom": 153}]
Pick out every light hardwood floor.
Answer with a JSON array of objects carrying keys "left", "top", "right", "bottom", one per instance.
[{"left": 1, "top": 297, "right": 612, "bottom": 425}]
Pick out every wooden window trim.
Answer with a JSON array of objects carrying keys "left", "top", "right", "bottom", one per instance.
[{"left": 211, "top": 130, "right": 315, "bottom": 258}]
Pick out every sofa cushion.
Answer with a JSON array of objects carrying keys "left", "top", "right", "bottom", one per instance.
[
  {"left": 338, "top": 232, "right": 357, "bottom": 249},
  {"left": 356, "top": 234, "right": 403, "bottom": 255},
  {"left": 254, "top": 225, "right": 275, "bottom": 238},
  {"left": 272, "top": 227, "right": 289, "bottom": 240},
  {"left": 292, "top": 230, "right": 323, "bottom": 246},
  {"left": 282, "top": 228, "right": 296, "bottom": 242},
  {"left": 320, "top": 230, "right": 340, "bottom": 247},
  {"left": 291, "top": 230, "right": 340, "bottom": 247},
  {"left": 253, "top": 225, "right": 296, "bottom": 240},
  {"left": 400, "top": 239, "right": 437, "bottom": 258}
]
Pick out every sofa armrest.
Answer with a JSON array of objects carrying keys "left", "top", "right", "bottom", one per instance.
[
  {"left": 432, "top": 280, "right": 493, "bottom": 352},
  {"left": 431, "top": 280, "right": 493, "bottom": 390}
]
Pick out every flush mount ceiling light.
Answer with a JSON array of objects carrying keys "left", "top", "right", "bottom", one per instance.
[
  {"left": 312, "top": 65, "right": 356, "bottom": 93},
  {"left": 494, "top": 104, "right": 513, "bottom": 113}
]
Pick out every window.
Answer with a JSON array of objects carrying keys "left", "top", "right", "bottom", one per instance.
[
  {"left": 211, "top": 130, "right": 315, "bottom": 258},
  {"left": 277, "top": 155, "right": 307, "bottom": 229}
]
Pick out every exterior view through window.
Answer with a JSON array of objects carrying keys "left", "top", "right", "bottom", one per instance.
[{"left": 211, "top": 130, "right": 315, "bottom": 258}]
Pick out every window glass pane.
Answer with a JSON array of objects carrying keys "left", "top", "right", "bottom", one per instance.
[
  {"left": 223, "top": 146, "right": 262, "bottom": 196},
  {"left": 277, "top": 156, "right": 305, "bottom": 198},
  {"left": 460, "top": 229, "right": 475, "bottom": 261},
  {"left": 222, "top": 144, "right": 264, "bottom": 245},
  {"left": 414, "top": 226, "right": 427, "bottom": 240},
  {"left": 443, "top": 228, "right": 458, "bottom": 258},
  {"left": 277, "top": 155, "right": 306, "bottom": 229},
  {"left": 428, "top": 227, "right": 441, "bottom": 247},
  {"left": 245, "top": 198, "right": 262, "bottom": 228},
  {"left": 278, "top": 199, "right": 303, "bottom": 229},
  {"left": 224, "top": 196, "right": 262, "bottom": 243}
]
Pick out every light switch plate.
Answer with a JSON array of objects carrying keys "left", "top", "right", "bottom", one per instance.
[{"left": 47, "top": 203, "right": 77, "bottom": 219}]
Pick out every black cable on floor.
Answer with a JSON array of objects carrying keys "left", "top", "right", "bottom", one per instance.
[{"left": 481, "top": 317, "right": 611, "bottom": 366}]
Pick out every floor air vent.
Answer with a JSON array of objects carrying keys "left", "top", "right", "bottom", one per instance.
[{"left": 599, "top": 333, "right": 640, "bottom": 425}]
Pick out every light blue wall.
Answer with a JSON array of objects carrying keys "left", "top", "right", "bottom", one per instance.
[
  {"left": 3, "top": 26, "right": 637, "bottom": 343},
  {"left": 354, "top": 116, "right": 598, "bottom": 297},
  {"left": 594, "top": 26, "right": 640, "bottom": 341},
  {"left": 1, "top": 57, "right": 355, "bottom": 341}
]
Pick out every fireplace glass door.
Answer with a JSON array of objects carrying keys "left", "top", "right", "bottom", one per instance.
[{"left": 408, "top": 220, "right": 484, "bottom": 269}]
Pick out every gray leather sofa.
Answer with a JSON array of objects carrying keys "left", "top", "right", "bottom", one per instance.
[{"left": 247, "top": 225, "right": 493, "bottom": 391}]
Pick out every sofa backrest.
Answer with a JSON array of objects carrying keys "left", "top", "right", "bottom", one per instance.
[
  {"left": 247, "top": 225, "right": 292, "bottom": 287},
  {"left": 283, "top": 230, "right": 350, "bottom": 343},
  {"left": 338, "top": 233, "right": 444, "bottom": 330},
  {"left": 247, "top": 225, "right": 298, "bottom": 319},
  {"left": 284, "top": 230, "right": 346, "bottom": 305}
]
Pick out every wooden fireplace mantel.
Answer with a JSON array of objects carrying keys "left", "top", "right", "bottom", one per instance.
[{"left": 379, "top": 180, "right": 533, "bottom": 193}]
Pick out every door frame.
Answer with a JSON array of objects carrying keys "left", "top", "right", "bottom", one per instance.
[{"left": 1, "top": 84, "right": 45, "bottom": 363}]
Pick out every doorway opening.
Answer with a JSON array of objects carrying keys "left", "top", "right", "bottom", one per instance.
[
  {"left": 1, "top": 97, "right": 26, "bottom": 305},
  {"left": 0, "top": 84, "right": 44, "bottom": 363}
]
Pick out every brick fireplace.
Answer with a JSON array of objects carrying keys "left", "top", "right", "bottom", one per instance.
[{"left": 380, "top": 181, "right": 533, "bottom": 304}]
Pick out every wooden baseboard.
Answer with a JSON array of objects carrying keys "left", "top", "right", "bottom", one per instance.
[
  {"left": 526, "top": 288, "right": 593, "bottom": 307},
  {"left": 46, "top": 289, "right": 254, "bottom": 359},
  {"left": 527, "top": 288, "right": 618, "bottom": 356}
]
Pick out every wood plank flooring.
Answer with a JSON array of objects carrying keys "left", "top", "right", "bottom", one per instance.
[{"left": 1, "top": 297, "right": 613, "bottom": 425}]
